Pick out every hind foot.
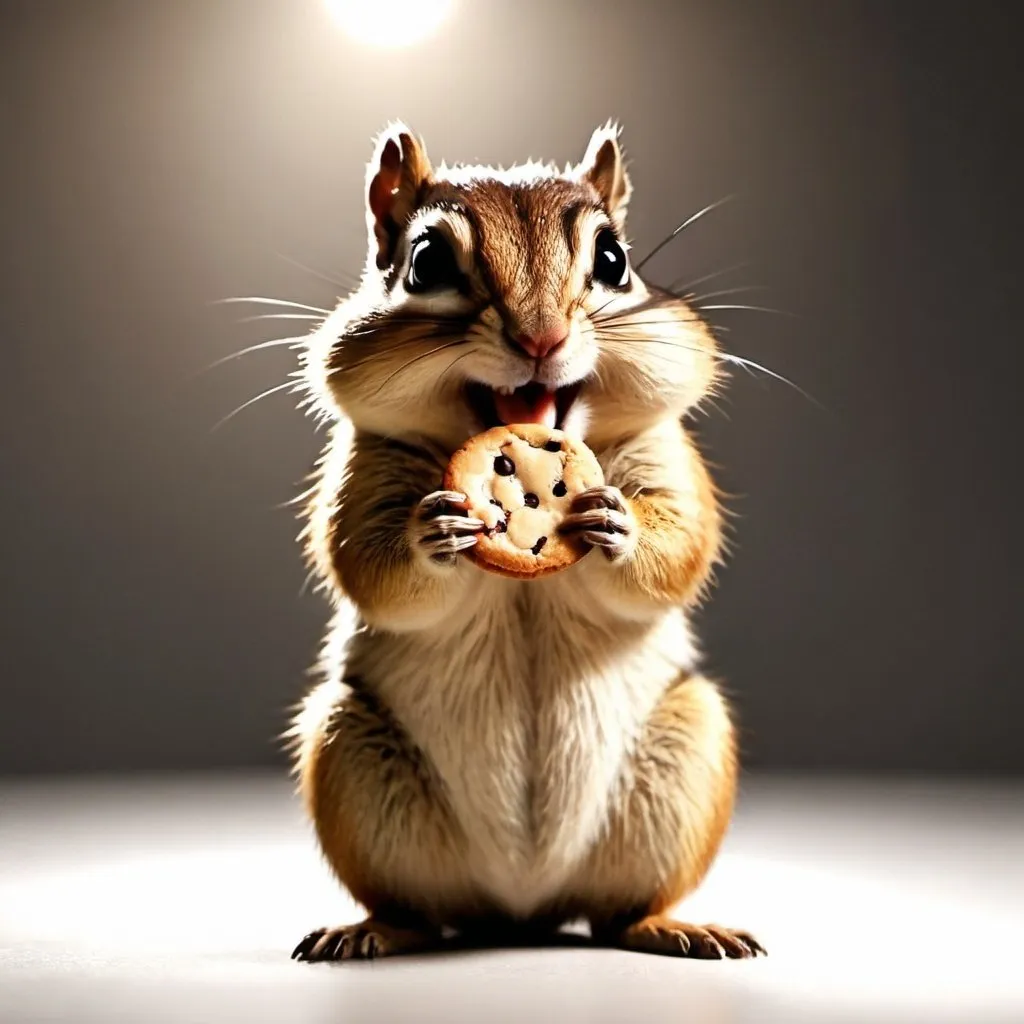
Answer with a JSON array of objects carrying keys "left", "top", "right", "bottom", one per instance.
[
  {"left": 596, "top": 914, "right": 765, "bottom": 960},
  {"left": 291, "top": 917, "right": 442, "bottom": 962}
]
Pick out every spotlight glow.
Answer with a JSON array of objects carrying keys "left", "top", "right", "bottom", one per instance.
[{"left": 325, "top": 0, "right": 455, "bottom": 49}]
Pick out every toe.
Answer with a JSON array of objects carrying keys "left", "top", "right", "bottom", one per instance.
[
  {"left": 706, "top": 926, "right": 753, "bottom": 959},
  {"left": 691, "top": 930, "right": 726, "bottom": 959},
  {"left": 419, "top": 490, "right": 468, "bottom": 516},
  {"left": 308, "top": 929, "right": 339, "bottom": 961},
  {"left": 572, "top": 486, "right": 625, "bottom": 513},
  {"left": 609, "top": 917, "right": 762, "bottom": 961},
  {"left": 291, "top": 928, "right": 326, "bottom": 961},
  {"left": 734, "top": 930, "right": 766, "bottom": 956}
]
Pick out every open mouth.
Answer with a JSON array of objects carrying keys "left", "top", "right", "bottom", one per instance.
[{"left": 465, "top": 380, "right": 585, "bottom": 431}]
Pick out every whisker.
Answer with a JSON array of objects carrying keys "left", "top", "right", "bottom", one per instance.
[
  {"left": 595, "top": 332, "right": 691, "bottom": 359},
  {"left": 324, "top": 326, "right": 468, "bottom": 379},
  {"left": 594, "top": 313, "right": 707, "bottom": 329},
  {"left": 716, "top": 352, "right": 821, "bottom": 406},
  {"left": 204, "top": 335, "right": 307, "bottom": 372},
  {"left": 325, "top": 347, "right": 421, "bottom": 380},
  {"left": 634, "top": 195, "right": 735, "bottom": 273},
  {"left": 276, "top": 251, "right": 357, "bottom": 289},
  {"left": 686, "top": 285, "right": 768, "bottom": 303},
  {"left": 591, "top": 290, "right": 701, "bottom": 325},
  {"left": 373, "top": 339, "right": 469, "bottom": 396},
  {"left": 596, "top": 317, "right": 733, "bottom": 336},
  {"left": 668, "top": 263, "right": 748, "bottom": 294},
  {"left": 595, "top": 331, "right": 711, "bottom": 358},
  {"left": 695, "top": 303, "right": 797, "bottom": 318},
  {"left": 215, "top": 297, "right": 331, "bottom": 315},
  {"left": 572, "top": 282, "right": 595, "bottom": 312},
  {"left": 211, "top": 379, "right": 299, "bottom": 432},
  {"left": 596, "top": 333, "right": 821, "bottom": 407},
  {"left": 587, "top": 293, "right": 625, "bottom": 322},
  {"left": 236, "top": 313, "right": 324, "bottom": 323},
  {"left": 346, "top": 316, "right": 471, "bottom": 340},
  {"left": 437, "top": 348, "right": 476, "bottom": 387}
]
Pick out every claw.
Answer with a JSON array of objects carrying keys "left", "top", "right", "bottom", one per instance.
[
  {"left": 423, "top": 532, "right": 481, "bottom": 549},
  {"left": 292, "top": 919, "right": 440, "bottom": 962},
  {"left": 609, "top": 916, "right": 765, "bottom": 961},
  {"left": 309, "top": 930, "right": 335, "bottom": 960},
  {"left": 560, "top": 508, "right": 630, "bottom": 535},
  {"left": 729, "top": 930, "right": 766, "bottom": 957},
  {"left": 560, "top": 486, "right": 634, "bottom": 562},
  {"left": 411, "top": 491, "right": 481, "bottom": 568},
  {"left": 417, "top": 490, "right": 469, "bottom": 519},
  {"left": 571, "top": 485, "right": 628, "bottom": 514},
  {"left": 426, "top": 534, "right": 479, "bottom": 562},
  {"left": 423, "top": 514, "right": 485, "bottom": 535},
  {"left": 578, "top": 530, "right": 625, "bottom": 549},
  {"left": 291, "top": 929, "right": 325, "bottom": 961}
]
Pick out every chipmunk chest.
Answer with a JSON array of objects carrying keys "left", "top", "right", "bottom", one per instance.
[
  {"left": 384, "top": 582, "right": 589, "bottom": 795},
  {"left": 438, "top": 576, "right": 640, "bottom": 881},
  {"left": 364, "top": 571, "right": 663, "bottom": 913}
]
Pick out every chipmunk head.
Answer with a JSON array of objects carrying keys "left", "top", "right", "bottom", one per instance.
[{"left": 305, "top": 122, "right": 719, "bottom": 448}]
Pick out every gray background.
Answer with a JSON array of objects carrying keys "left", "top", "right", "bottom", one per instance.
[{"left": 2, "top": 0, "right": 1020, "bottom": 775}]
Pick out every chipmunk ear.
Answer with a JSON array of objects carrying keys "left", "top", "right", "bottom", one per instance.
[
  {"left": 366, "top": 123, "right": 433, "bottom": 270},
  {"left": 578, "top": 123, "right": 632, "bottom": 232}
]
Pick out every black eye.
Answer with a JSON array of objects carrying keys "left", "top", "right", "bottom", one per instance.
[
  {"left": 406, "top": 230, "right": 462, "bottom": 293},
  {"left": 593, "top": 228, "right": 630, "bottom": 289}
]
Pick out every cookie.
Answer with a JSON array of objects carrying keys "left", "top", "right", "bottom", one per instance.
[{"left": 442, "top": 424, "right": 604, "bottom": 579}]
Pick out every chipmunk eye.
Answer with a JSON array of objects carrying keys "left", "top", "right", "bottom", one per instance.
[
  {"left": 406, "top": 230, "right": 462, "bottom": 293},
  {"left": 592, "top": 228, "right": 630, "bottom": 290}
]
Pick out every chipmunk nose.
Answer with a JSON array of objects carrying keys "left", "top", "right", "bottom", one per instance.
[{"left": 508, "top": 325, "right": 569, "bottom": 361}]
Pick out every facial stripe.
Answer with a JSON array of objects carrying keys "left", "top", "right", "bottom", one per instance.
[
  {"left": 564, "top": 207, "right": 610, "bottom": 310},
  {"left": 394, "top": 179, "right": 614, "bottom": 333},
  {"left": 560, "top": 200, "right": 603, "bottom": 253}
]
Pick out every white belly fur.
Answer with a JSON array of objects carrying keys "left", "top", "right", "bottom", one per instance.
[{"left": 342, "top": 561, "right": 699, "bottom": 918}]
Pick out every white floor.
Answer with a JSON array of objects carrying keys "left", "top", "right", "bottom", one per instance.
[{"left": 1, "top": 773, "right": 1021, "bottom": 1024}]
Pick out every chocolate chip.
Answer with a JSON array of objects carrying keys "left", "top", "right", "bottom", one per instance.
[
  {"left": 531, "top": 536, "right": 547, "bottom": 555},
  {"left": 544, "top": 440, "right": 561, "bottom": 452},
  {"left": 552, "top": 480, "right": 567, "bottom": 497},
  {"left": 489, "top": 498, "right": 503, "bottom": 508},
  {"left": 495, "top": 520, "right": 507, "bottom": 534},
  {"left": 523, "top": 492, "right": 539, "bottom": 508},
  {"left": 494, "top": 455, "right": 515, "bottom": 476}
]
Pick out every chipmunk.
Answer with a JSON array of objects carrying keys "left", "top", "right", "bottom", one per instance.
[{"left": 288, "top": 122, "right": 764, "bottom": 961}]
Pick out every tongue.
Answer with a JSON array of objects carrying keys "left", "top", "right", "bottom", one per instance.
[{"left": 493, "top": 383, "right": 557, "bottom": 428}]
